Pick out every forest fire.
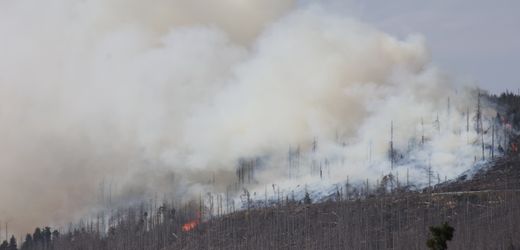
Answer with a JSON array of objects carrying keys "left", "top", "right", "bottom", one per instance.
[{"left": 182, "top": 220, "right": 198, "bottom": 232}]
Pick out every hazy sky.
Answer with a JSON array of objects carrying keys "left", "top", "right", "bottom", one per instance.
[{"left": 308, "top": 0, "right": 520, "bottom": 93}]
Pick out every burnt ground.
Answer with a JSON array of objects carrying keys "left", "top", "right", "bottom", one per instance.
[
  {"left": 169, "top": 152, "right": 520, "bottom": 250},
  {"left": 46, "top": 137, "right": 520, "bottom": 250}
]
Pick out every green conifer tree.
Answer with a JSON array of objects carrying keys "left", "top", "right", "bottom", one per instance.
[{"left": 426, "top": 222, "right": 455, "bottom": 250}]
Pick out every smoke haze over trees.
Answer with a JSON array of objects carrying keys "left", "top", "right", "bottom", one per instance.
[{"left": 0, "top": 0, "right": 514, "bottom": 237}]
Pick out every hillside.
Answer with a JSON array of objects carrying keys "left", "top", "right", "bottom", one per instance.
[
  {"left": 39, "top": 152, "right": 519, "bottom": 250},
  {"left": 19, "top": 138, "right": 517, "bottom": 250},
  {"left": 170, "top": 157, "right": 520, "bottom": 250},
  {"left": 6, "top": 92, "right": 520, "bottom": 250}
]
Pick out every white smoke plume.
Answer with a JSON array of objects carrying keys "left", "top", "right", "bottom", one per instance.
[{"left": 0, "top": 0, "right": 494, "bottom": 234}]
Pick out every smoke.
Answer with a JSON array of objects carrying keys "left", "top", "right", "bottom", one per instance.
[{"left": 0, "top": 0, "right": 492, "bottom": 234}]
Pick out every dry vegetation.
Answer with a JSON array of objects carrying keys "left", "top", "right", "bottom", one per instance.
[
  {"left": 5, "top": 92, "right": 520, "bottom": 250},
  {"left": 171, "top": 156, "right": 520, "bottom": 250},
  {"left": 16, "top": 147, "right": 520, "bottom": 250}
]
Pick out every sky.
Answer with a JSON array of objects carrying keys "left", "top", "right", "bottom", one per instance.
[{"left": 309, "top": 0, "right": 520, "bottom": 94}]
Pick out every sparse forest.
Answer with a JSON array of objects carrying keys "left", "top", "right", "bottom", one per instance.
[
  {"left": 0, "top": 92, "right": 517, "bottom": 250},
  {"left": 1, "top": 0, "right": 519, "bottom": 248}
]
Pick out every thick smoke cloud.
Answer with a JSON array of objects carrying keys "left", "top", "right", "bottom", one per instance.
[
  {"left": 0, "top": 0, "right": 490, "bottom": 234},
  {"left": 0, "top": 0, "right": 293, "bottom": 234}
]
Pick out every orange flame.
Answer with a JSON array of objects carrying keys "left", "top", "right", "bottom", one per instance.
[
  {"left": 182, "top": 211, "right": 201, "bottom": 232},
  {"left": 182, "top": 220, "right": 198, "bottom": 232}
]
